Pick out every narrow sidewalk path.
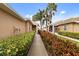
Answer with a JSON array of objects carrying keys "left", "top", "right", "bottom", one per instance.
[
  {"left": 27, "top": 33, "right": 48, "bottom": 56},
  {"left": 55, "top": 33, "right": 79, "bottom": 42}
]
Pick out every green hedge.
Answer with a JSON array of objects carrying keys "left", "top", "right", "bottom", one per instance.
[
  {"left": 0, "top": 32, "right": 35, "bottom": 56},
  {"left": 58, "top": 31, "right": 79, "bottom": 39},
  {"left": 38, "top": 30, "right": 79, "bottom": 56}
]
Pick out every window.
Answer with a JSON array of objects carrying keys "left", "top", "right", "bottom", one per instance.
[
  {"left": 13, "top": 26, "right": 20, "bottom": 35},
  {"left": 64, "top": 25, "right": 67, "bottom": 30}
]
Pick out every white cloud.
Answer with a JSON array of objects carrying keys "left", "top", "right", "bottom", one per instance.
[
  {"left": 60, "top": 11, "right": 66, "bottom": 15},
  {"left": 25, "top": 14, "right": 33, "bottom": 20}
]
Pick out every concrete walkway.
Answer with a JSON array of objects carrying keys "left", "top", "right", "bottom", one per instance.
[
  {"left": 27, "top": 33, "right": 48, "bottom": 56},
  {"left": 55, "top": 33, "right": 79, "bottom": 42}
]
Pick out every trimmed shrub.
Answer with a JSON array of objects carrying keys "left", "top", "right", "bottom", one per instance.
[
  {"left": 0, "top": 32, "right": 35, "bottom": 56},
  {"left": 38, "top": 30, "right": 79, "bottom": 56}
]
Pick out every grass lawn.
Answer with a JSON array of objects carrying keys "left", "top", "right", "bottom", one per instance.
[{"left": 58, "top": 31, "right": 79, "bottom": 39}]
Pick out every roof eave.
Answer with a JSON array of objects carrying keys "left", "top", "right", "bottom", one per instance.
[{"left": 0, "top": 3, "right": 25, "bottom": 21}]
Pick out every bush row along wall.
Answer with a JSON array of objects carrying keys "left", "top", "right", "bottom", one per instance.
[{"left": 0, "top": 31, "right": 35, "bottom": 56}]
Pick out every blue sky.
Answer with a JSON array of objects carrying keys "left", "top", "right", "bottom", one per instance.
[{"left": 9, "top": 3, "right": 79, "bottom": 23}]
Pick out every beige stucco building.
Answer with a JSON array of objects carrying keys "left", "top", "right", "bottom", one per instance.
[
  {"left": 25, "top": 20, "right": 36, "bottom": 32},
  {"left": 55, "top": 17, "right": 79, "bottom": 32},
  {"left": 0, "top": 3, "right": 36, "bottom": 39}
]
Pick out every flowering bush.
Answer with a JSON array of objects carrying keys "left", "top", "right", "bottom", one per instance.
[
  {"left": 0, "top": 32, "right": 35, "bottom": 56},
  {"left": 38, "top": 30, "right": 79, "bottom": 56},
  {"left": 58, "top": 31, "right": 79, "bottom": 39}
]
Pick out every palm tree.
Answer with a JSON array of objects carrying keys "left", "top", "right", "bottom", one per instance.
[
  {"left": 46, "top": 3, "right": 57, "bottom": 32},
  {"left": 42, "top": 8, "right": 49, "bottom": 31},
  {"left": 32, "top": 3, "right": 57, "bottom": 31},
  {"left": 32, "top": 9, "right": 44, "bottom": 30}
]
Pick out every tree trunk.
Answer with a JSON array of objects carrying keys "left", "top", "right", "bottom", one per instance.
[
  {"left": 52, "top": 24, "right": 55, "bottom": 33},
  {"left": 46, "top": 20, "right": 48, "bottom": 31},
  {"left": 40, "top": 20, "right": 42, "bottom": 30}
]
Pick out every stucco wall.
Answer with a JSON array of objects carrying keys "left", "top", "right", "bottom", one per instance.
[
  {"left": 65, "top": 24, "right": 73, "bottom": 32},
  {"left": 25, "top": 22, "right": 32, "bottom": 32},
  {"left": 56, "top": 24, "right": 73, "bottom": 32},
  {"left": 0, "top": 9, "right": 25, "bottom": 38},
  {"left": 56, "top": 23, "right": 79, "bottom": 32},
  {"left": 73, "top": 24, "right": 79, "bottom": 32},
  {"left": 57, "top": 25, "right": 64, "bottom": 31}
]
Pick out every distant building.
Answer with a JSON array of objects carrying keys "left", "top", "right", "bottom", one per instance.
[
  {"left": 54, "top": 17, "right": 79, "bottom": 32},
  {"left": 25, "top": 20, "right": 36, "bottom": 32}
]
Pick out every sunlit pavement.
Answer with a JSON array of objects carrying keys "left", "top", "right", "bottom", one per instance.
[{"left": 27, "top": 32, "right": 48, "bottom": 56}]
